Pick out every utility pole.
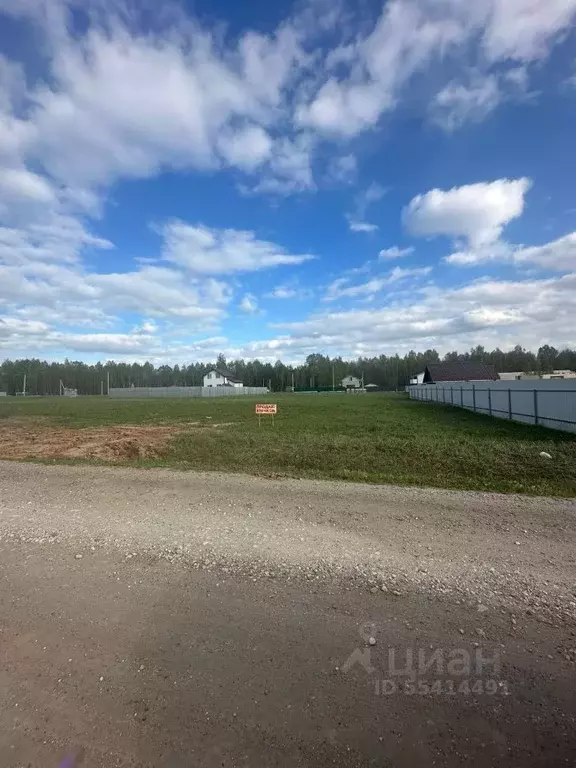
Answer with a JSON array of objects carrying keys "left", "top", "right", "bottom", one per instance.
[
  {"left": 100, "top": 380, "right": 104, "bottom": 396},
  {"left": 106, "top": 370, "right": 110, "bottom": 396},
  {"left": 22, "top": 373, "right": 27, "bottom": 397}
]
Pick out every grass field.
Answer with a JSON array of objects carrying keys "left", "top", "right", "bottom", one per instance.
[{"left": 1, "top": 393, "right": 575, "bottom": 496}]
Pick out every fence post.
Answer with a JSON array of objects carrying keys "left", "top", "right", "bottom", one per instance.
[
  {"left": 487, "top": 387, "right": 492, "bottom": 416},
  {"left": 472, "top": 384, "right": 476, "bottom": 412},
  {"left": 534, "top": 389, "right": 539, "bottom": 426},
  {"left": 451, "top": 386, "right": 453, "bottom": 405},
  {"left": 508, "top": 388, "right": 512, "bottom": 420},
  {"left": 461, "top": 386, "right": 463, "bottom": 406}
]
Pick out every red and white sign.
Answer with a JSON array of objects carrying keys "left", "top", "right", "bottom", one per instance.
[{"left": 255, "top": 403, "right": 277, "bottom": 414}]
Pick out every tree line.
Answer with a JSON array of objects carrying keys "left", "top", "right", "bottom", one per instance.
[{"left": 0, "top": 344, "right": 574, "bottom": 395}]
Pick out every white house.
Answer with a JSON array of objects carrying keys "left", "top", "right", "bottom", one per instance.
[
  {"left": 341, "top": 375, "right": 361, "bottom": 389},
  {"left": 203, "top": 368, "right": 244, "bottom": 388}
]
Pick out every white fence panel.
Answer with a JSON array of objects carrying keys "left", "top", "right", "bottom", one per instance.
[
  {"left": 109, "top": 386, "right": 269, "bottom": 399},
  {"left": 408, "top": 380, "right": 576, "bottom": 433}
]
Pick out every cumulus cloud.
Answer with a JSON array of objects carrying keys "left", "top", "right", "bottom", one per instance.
[
  {"left": 0, "top": 0, "right": 575, "bottom": 363},
  {"left": 217, "top": 125, "right": 273, "bottom": 171},
  {"left": 161, "top": 221, "right": 315, "bottom": 274},
  {"left": 0, "top": 167, "right": 56, "bottom": 205},
  {"left": 270, "top": 273, "right": 576, "bottom": 358},
  {"left": 22, "top": 13, "right": 307, "bottom": 189},
  {"left": 379, "top": 246, "right": 414, "bottom": 260},
  {"left": 514, "top": 232, "right": 576, "bottom": 270},
  {"left": 481, "top": 0, "right": 576, "bottom": 62},
  {"left": 404, "top": 178, "right": 531, "bottom": 249},
  {"left": 446, "top": 231, "right": 576, "bottom": 270},
  {"left": 298, "top": 0, "right": 576, "bottom": 139},
  {"left": 251, "top": 134, "right": 315, "bottom": 194},
  {"left": 0, "top": 0, "right": 574, "bottom": 208}
]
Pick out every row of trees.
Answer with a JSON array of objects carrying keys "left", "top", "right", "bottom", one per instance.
[{"left": 0, "top": 345, "right": 574, "bottom": 396}]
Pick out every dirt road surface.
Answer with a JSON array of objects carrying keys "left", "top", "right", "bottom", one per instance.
[{"left": 1, "top": 461, "right": 575, "bottom": 767}]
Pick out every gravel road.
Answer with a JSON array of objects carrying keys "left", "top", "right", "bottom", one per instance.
[{"left": 1, "top": 461, "right": 575, "bottom": 767}]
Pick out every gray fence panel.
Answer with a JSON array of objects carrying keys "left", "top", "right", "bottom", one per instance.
[
  {"left": 408, "top": 380, "right": 576, "bottom": 433},
  {"left": 109, "top": 386, "right": 269, "bottom": 399}
]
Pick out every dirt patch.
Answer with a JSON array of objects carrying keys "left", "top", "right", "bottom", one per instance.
[{"left": 0, "top": 422, "right": 223, "bottom": 462}]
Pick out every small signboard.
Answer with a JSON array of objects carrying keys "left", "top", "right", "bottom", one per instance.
[
  {"left": 255, "top": 403, "right": 277, "bottom": 426},
  {"left": 255, "top": 404, "right": 277, "bottom": 414}
]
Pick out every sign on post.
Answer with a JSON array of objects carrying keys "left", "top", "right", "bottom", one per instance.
[{"left": 255, "top": 403, "right": 277, "bottom": 426}]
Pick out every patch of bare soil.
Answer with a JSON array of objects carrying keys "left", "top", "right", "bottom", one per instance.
[{"left": 0, "top": 422, "right": 222, "bottom": 462}]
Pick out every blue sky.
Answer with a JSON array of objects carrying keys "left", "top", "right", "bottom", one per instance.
[{"left": 1, "top": 0, "right": 576, "bottom": 364}]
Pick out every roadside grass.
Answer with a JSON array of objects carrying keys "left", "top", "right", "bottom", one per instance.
[{"left": 1, "top": 393, "right": 575, "bottom": 496}]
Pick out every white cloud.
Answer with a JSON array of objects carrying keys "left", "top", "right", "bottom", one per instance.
[
  {"left": 363, "top": 182, "right": 386, "bottom": 203},
  {"left": 346, "top": 182, "right": 386, "bottom": 233},
  {"left": 6, "top": 4, "right": 307, "bottom": 193},
  {"left": 0, "top": 256, "right": 227, "bottom": 326},
  {"left": 298, "top": 0, "right": 576, "bottom": 139},
  {"left": 481, "top": 0, "right": 576, "bottom": 63},
  {"left": 515, "top": 232, "right": 576, "bottom": 270},
  {"left": 328, "top": 154, "right": 357, "bottom": 184},
  {"left": 267, "top": 286, "right": 297, "bottom": 299},
  {"left": 239, "top": 293, "right": 259, "bottom": 313},
  {"left": 0, "top": 0, "right": 575, "bottom": 364},
  {"left": 446, "top": 231, "right": 576, "bottom": 271},
  {"left": 404, "top": 178, "right": 531, "bottom": 248},
  {"left": 268, "top": 273, "right": 576, "bottom": 358},
  {"left": 133, "top": 320, "right": 158, "bottom": 334},
  {"left": 324, "top": 266, "right": 432, "bottom": 301},
  {"left": 297, "top": 77, "right": 388, "bottom": 137},
  {"left": 0, "top": 216, "right": 113, "bottom": 266},
  {"left": 347, "top": 218, "right": 379, "bottom": 233},
  {"left": 217, "top": 125, "right": 273, "bottom": 171},
  {"left": 431, "top": 73, "right": 501, "bottom": 131},
  {"left": 379, "top": 245, "right": 414, "bottom": 260},
  {"left": 161, "top": 220, "right": 315, "bottom": 274},
  {"left": 265, "top": 282, "right": 313, "bottom": 300},
  {"left": 252, "top": 134, "right": 315, "bottom": 194},
  {"left": 1, "top": 0, "right": 573, "bottom": 209},
  {"left": 0, "top": 167, "right": 56, "bottom": 205}
]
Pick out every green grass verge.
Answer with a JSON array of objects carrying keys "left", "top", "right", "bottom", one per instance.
[{"left": 1, "top": 393, "right": 575, "bottom": 496}]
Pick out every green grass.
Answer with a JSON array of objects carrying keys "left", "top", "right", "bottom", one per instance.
[{"left": 1, "top": 393, "right": 575, "bottom": 496}]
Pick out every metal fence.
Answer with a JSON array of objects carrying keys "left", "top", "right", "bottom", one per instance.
[
  {"left": 408, "top": 380, "right": 576, "bottom": 433},
  {"left": 109, "top": 386, "right": 269, "bottom": 399}
]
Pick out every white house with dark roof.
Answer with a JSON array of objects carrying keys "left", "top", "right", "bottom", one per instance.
[
  {"left": 341, "top": 375, "right": 361, "bottom": 389},
  {"left": 203, "top": 368, "right": 244, "bottom": 388}
]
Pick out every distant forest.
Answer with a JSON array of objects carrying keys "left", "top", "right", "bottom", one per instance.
[{"left": 1, "top": 344, "right": 575, "bottom": 395}]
